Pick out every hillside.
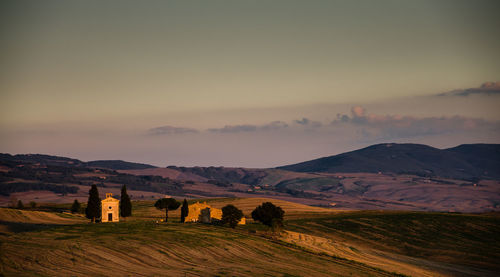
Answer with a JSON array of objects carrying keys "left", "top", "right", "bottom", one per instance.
[
  {"left": 278, "top": 143, "right": 500, "bottom": 180},
  {"left": 0, "top": 200, "right": 402, "bottom": 277},
  {"left": 1, "top": 198, "right": 499, "bottom": 276},
  {"left": 0, "top": 154, "right": 180, "bottom": 204},
  {"left": 285, "top": 211, "right": 500, "bottom": 276}
]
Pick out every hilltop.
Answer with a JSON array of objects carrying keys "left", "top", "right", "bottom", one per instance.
[{"left": 278, "top": 143, "right": 500, "bottom": 180}]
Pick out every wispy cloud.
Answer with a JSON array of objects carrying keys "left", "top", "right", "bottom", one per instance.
[
  {"left": 208, "top": 121, "right": 289, "bottom": 133},
  {"left": 148, "top": 126, "right": 199, "bottom": 135},
  {"left": 261, "top": 121, "right": 289, "bottom": 131},
  {"left": 333, "top": 106, "right": 500, "bottom": 140},
  {"left": 436, "top": 82, "right": 500, "bottom": 97},
  {"left": 208, "top": 125, "right": 257, "bottom": 133},
  {"left": 294, "top": 117, "right": 322, "bottom": 127}
]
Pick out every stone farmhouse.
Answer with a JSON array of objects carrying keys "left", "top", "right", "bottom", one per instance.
[{"left": 185, "top": 201, "right": 245, "bottom": 225}]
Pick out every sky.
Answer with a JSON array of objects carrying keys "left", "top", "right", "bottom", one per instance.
[{"left": 1, "top": 0, "right": 500, "bottom": 167}]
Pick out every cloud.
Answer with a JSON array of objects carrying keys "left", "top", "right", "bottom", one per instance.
[
  {"left": 208, "top": 121, "right": 289, "bottom": 133},
  {"left": 436, "top": 82, "right": 500, "bottom": 97},
  {"left": 351, "top": 106, "right": 366, "bottom": 117},
  {"left": 294, "top": 117, "right": 322, "bottom": 127},
  {"left": 208, "top": 124, "right": 257, "bottom": 133},
  {"left": 148, "top": 126, "right": 199, "bottom": 135},
  {"left": 261, "top": 121, "right": 289, "bottom": 131},
  {"left": 333, "top": 106, "right": 500, "bottom": 140}
]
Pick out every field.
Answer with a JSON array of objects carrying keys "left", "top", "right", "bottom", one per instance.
[{"left": 1, "top": 198, "right": 499, "bottom": 276}]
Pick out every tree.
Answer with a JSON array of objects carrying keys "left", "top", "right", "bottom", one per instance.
[
  {"left": 251, "top": 202, "right": 284, "bottom": 227},
  {"left": 221, "top": 204, "right": 244, "bottom": 228},
  {"left": 85, "top": 184, "right": 101, "bottom": 223},
  {"left": 154, "top": 198, "right": 180, "bottom": 222},
  {"left": 29, "top": 201, "right": 37, "bottom": 209},
  {"left": 71, "top": 199, "right": 81, "bottom": 214},
  {"left": 180, "top": 199, "right": 189, "bottom": 223},
  {"left": 120, "top": 185, "right": 132, "bottom": 219},
  {"left": 16, "top": 200, "right": 24, "bottom": 209}
]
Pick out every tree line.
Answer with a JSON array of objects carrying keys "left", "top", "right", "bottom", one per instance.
[
  {"left": 83, "top": 184, "right": 285, "bottom": 230},
  {"left": 154, "top": 198, "right": 284, "bottom": 229},
  {"left": 0, "top": 182, "right": 79, "bottom": 196}
]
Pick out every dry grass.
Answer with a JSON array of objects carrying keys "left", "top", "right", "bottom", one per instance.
[
  {"left": 2, "top": 198, "right": 498, "bottom": 277},
  {"left": 1, "top": 209, "right": 397, "bottom": 277}
]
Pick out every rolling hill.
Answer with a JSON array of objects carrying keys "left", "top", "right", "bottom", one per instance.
[
  {"left": 1, "top": 198, "right": 498, "bottom": 276},
  {"left": 278, "top": 143, "right": 500, "bottom": 180},
  {"left": 2, "top": 143, "right": 500, "bottom": 212}
]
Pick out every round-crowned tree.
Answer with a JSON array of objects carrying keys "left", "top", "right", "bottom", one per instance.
[
  {"left": 154, "top": 198, "right": 180, "bottom": 222},
  {"left": 251, "top": 202, "right": 284, "bottom": 227},
  {"left": 221, "top": 204, "right": 244, "bottom": 228}
]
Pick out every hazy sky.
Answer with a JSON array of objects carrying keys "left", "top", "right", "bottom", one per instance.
[{"left": 1, "top": 0, "right": 499, "bottom": 167}]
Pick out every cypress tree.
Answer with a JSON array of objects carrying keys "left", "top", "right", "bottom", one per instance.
[
  {"left": 85, "top": 184, "right": 101, "bottom": 223},
  {"left": 71, "top": 199, "right": 81, "bottom": 213},
  {"left": 180, "top": 199, "right": 189, "bottom": 223},
  {"left": 17, "top": 200, "right": 24, "bottom": 209},
  {"left": 120, "top": 185, "right": 132, "bottom": 219}
]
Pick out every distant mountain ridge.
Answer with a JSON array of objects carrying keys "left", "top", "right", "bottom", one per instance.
[
  {"left": 85, "top": 160, "right": 156, "bottom": 170},
  {"left": 278, "top": 143, "right": 500, "bottom": 180},
  {"left": 2, "top": 143, "right": 499, "bottom": 180},
  {"left": 0, "top": 154, "right": 157, "bottom": 170}
]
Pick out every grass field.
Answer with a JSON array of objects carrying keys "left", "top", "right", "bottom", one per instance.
[
  {"left": 285, "top": 211, "right": 500, "bottom": 276},
  {"left": 1, "top": 198, "right": 499, "bottom": 276}
]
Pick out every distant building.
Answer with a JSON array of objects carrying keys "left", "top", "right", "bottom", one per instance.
[
  {"left": 101, "top": 193, "right": 119, "bottom": 222},
  {"left": 184, "top": 201, "right": 245, "bottom": 225}
]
